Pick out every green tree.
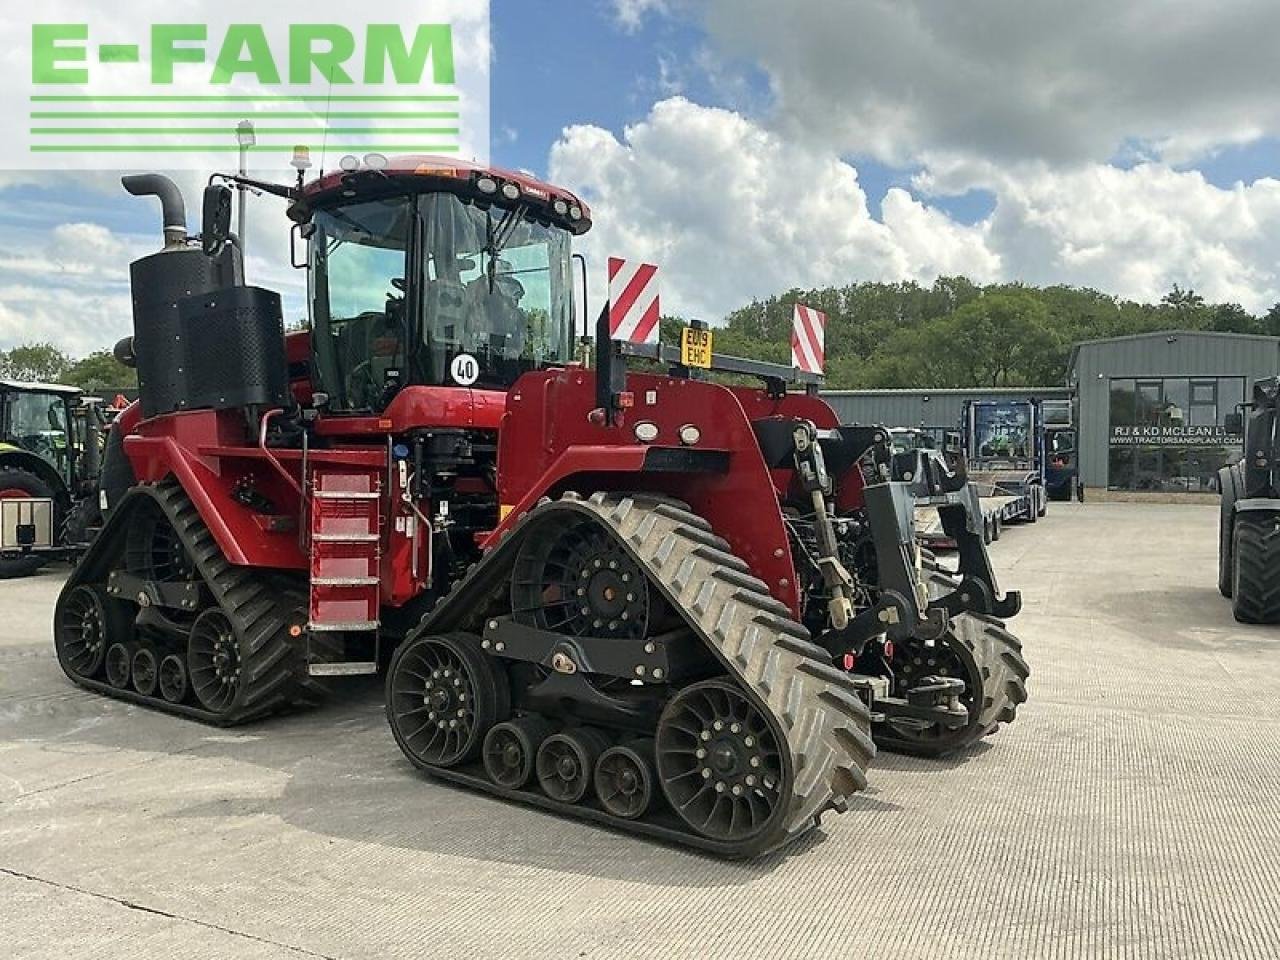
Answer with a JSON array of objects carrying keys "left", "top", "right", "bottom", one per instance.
[
  {"left": 0, "top": 342, "right": 71, "bottom": 383},
  {"left": 63, "top": 350, "right": 138, "bottom": 392}
]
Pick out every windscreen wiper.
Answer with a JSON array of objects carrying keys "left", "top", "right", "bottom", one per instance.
[{"left": 484, "top": 203, "right": 528, "bottom": 293}]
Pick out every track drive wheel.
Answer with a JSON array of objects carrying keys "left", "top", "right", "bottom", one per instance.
[
  {"left": 510, "top": 515, "right": 653, "bottom": 639},
  {"left": 1231, "top": 511, "right": 1280, "bottom": 623},
  {"left": 387, "top": 632, "right": 509, "bottom": 769},
  {"left": 656, "top": 679, "right": 789, "bottom": 844}
]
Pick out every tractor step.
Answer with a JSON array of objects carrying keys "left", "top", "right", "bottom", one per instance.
[
  {"left": 308, "top": 661, "right": 378, "bottom": 677},
  {"left": 307, "top": 620, "right": 380, "bottom": 632}
]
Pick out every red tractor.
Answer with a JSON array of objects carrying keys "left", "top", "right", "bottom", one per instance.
[{"left": 54, "top": 158, "right": 1027, "bottom": 857}]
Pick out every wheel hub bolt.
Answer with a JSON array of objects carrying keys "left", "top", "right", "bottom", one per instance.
[
  {"left": 743, "top": 736, "right": 755, "bottom": 748},
  {"left": 750, "top": 756, "right": 761, "bottom": 768},
  {"left": 695, "top": 748, "right": 707, "bottom": 759},
  {"left": 745, "top": 775, "right": 757, "bottom": 787},
  {"left": 701, "top": 768, "right": 711, "bottom": 779}
]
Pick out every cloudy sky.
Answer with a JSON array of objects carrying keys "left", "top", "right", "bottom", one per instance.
[{"left": 4, "top": 0, "right": 1280, "bottom": 355}]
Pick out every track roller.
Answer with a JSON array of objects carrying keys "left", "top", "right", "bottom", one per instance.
[
  {"left": 536, "top": 728, "right": 610, "bottom": 804},
  {"left": 104, "top": 642, "right": 131, "bottom": 689},
  {"left": 131, "top": 646, "right": 159, "bottom": 697},
  {"left": 484, "top": 716, "right": 554, "bottom": 788},
  {"left": 594, "top": 740, "right": 656, "bottom": 820},
  {"left": 158, "top": 654, "right": 188, "bottom": 704}
]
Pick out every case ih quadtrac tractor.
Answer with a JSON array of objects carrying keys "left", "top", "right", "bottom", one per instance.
[{"left": 54, "top": 157, "right": 1027, "bottom": 857}]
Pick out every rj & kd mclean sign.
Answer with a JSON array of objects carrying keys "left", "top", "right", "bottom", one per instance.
[{"left": 1109, "top": 425, "right": 1241, "bottom": 447}]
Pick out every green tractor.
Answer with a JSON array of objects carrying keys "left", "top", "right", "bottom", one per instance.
[{"left": 0, "top": 380, "right": 104, "bottom": 578}]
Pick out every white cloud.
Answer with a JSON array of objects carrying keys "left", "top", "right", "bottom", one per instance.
[
  {"left": 549, "top": 97, "right": 1280, "bottom": 322},
  {"left": 700, "top": 0, "right": 1280, "bottom": 167},
  {"left": 612, "top": 0, "right": 672, "bottom": 32}
]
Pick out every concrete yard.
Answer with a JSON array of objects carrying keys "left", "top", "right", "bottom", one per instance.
[{"left": 3, "top": 501, "right": 1279, "bottom": 959}]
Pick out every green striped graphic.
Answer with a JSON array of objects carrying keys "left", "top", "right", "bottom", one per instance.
[
  {"left": 30, "top": 95, "right": 460, "bottom": 103},
  {"left": 30, "top": 144, "right": 460, "bottom": 154},
  {"left": 31, "top": 127, "right": 460, "bottom": 136}
]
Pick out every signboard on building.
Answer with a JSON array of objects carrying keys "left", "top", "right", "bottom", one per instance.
[{"left": 1109, "top": 424, "right": 1240, "bottom": 447}]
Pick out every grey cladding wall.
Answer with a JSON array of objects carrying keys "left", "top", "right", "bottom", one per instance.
[{"left": 1069, "top": 331, "right": 1280, "bottom": 488}]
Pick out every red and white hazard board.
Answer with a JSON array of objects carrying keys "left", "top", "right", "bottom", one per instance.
[
  {"left": 608, "top": 257, "right": 661, "bottom": 344},
  {"left": 791, "top": 303, "right": 826, "bottom": 375}
]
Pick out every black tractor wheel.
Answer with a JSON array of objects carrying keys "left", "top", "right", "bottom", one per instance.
[
  {"left": 387, "top": 632, "right": 509, "bottom": 769},
  {"left": 1037, "top": 488, "right": 1048, "bottom": 518},
  {"left": 61, "top": 495, "right": 101, "bottom": 547},
  {"left": 1231, "top": 511, "right": 1280, "bottom": 624},
  {"left": 656, "top": 679, "right": 789, "bottom": 844},
  {"left": 875, "top": 611, "right": 1029, "bottom": 757},
  {"left": 0, "top": 466, "right": 55, "bottom": 579},
  {"left": 992, "top": 515, "right": 1002, "bottom": 542},
  {"left": 188, "top": 608, "right": 244, "bottom": 712},
  {"left": 1218, "top": 462, "right": 1244, "bottom": 598}
]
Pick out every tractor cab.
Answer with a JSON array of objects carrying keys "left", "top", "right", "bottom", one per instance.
[
  {"left": 0, "top": 381, "right": 102, "bottom": 496},
  {"left": 0, "top": 381, "right": 104, "bottom": 576},
  {"left": 296, "top": 158, "right": 589, "bottom": 414}
]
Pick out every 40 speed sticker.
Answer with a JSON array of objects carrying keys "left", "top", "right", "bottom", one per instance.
[{"left": 450, "top": 353, "right": 480, "bottom": 386}]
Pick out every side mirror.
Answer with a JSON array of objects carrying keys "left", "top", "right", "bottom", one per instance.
[
  {"left": 291, "top": 221, "right": 316, "bottom": 269},
  {"left": 202, "top": 184, "right": 234, "bottom": 257},
  {"left": 1225, "top": 412, "right": 1243, "bottom": 434}
]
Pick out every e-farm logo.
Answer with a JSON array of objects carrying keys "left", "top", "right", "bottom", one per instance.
[{"left": 6, "top": 2, "right": 490, "bottom": 170}]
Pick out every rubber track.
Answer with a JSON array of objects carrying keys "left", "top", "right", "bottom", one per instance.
[
  {"left": 398, "top": 492, "right": 876, "bottom": 857},
  {"left": 1231, "top": 511, "right": 1280, "bottom": 624},
  {"left": 54, "top": 480, "right": 323, "bottom": 725},
  {"left": 870, "top": 556, "right": 1030, "bottom": 757}
]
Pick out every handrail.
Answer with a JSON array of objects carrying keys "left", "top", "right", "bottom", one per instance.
[{"left": 258, "top": 408, "right": 305, "bottom": 500}]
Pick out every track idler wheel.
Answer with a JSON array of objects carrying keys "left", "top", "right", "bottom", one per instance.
[
  {"left": 158, "top": 654, "right": 188, "bottom": 704},
  {"left": 55, "top": 584, "right": 111, "bottom": 680},
  {"left": 131, "top": 646, "right": 159, "bottom": 697},
  {"left": 483, "top": 716, "right": 554, "bottom": 788},
  {"left": 104, "top": 642, "right": 132, "bottom": 689},
  {"left": 387, "top": 633, "right": 509, "bottom": 769},
  {"left": 536, "top": 728, "right": 610, "bottom": 804},
  {"left": 188, "top": 608, "right": 242, "bottom": 713},
  {"left": 656, "top": 679, "right": 788, "bottom": 844},
  {"left": 594, "top": 739, "right": 656, "bottom": 820}
]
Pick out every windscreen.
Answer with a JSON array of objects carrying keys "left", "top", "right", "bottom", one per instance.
[{"left": 310, "top": 191, "right": 575, "bottom": 411}]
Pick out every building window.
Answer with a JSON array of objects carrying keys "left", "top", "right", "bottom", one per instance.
[{"left": 1108, "top": 376, "right": 1244, "bottom": 492}]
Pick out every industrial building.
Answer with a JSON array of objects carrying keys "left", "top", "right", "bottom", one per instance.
[{"left": 826, "top": 329, "right": 1280, "bottom": 494}]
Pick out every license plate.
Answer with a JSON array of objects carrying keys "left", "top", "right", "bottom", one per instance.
[{"left": 680, "top": 327, "right": 713, "bottom": 368}]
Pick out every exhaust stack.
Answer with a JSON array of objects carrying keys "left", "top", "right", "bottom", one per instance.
[{"left": 121, "top": 174, "right": 188, "bottom": 249}]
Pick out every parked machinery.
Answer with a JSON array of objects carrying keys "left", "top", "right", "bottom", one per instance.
[
  {"left": 1219, "top": 377, "right": 1280, "bottom": 622},
  {"left": 54, "top": 158, "right": 1028, "bottom": 856},
  {"left": 0, "top": 381, "right": 104, "bottom": 577}
]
